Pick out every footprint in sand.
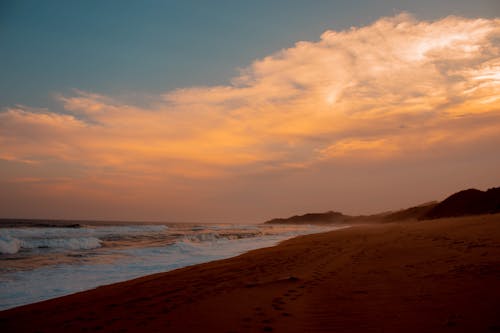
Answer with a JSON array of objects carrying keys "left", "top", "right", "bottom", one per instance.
[
  {"left": 271, "top": 297, "right": 286, "bottom": 311},
  {"left": 240, "top": 316, "right": 253, "bottom": 329},
  {"left": 253, "top": 306, "right": 266, "bottom": 317},
  {"left": 284, "top": 288, "right": 303, "bottom": 301},
  {"left": 272, "top": 297, "right": 285, "bottom": 304}
]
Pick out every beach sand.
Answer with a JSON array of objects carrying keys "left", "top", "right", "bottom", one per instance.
[{"left": 1, "top": 214, "right": 499, "bottom": 332}]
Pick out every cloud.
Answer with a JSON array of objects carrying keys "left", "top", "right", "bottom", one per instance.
[{"left": 1, "top": 13, "right": 500, "bottom": 219}]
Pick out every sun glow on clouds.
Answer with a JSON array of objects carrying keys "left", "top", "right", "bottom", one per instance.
[{"left": 1, "top": 13, "right": 500, "bottom": 219}]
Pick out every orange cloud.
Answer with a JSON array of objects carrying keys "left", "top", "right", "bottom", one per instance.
[{"left": 1, "top": 13, "right": 499, "bottom": 197}]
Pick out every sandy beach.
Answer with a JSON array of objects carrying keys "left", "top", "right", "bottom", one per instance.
[
  {"left": 1, "top": 214, "right": 499, "bottom": 332},
  {"left": 3, "top": 3, "right": 500, "bottom": 332}
]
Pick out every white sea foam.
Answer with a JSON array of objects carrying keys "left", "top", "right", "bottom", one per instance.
[
  {"left": 0, "top": 235, "right": 101, "bottom": 254},
  {"left": 0, "top": 234, "right": 22, "bottom": 254},
  {"left": 184, "top": 231, "right": 263, "bottom": 243},
  {"left": 20, "top": 237, "right": 102, "bottom": 251},
  {"left": 0, "top": 225, "right": 167, "bottom": 254}
]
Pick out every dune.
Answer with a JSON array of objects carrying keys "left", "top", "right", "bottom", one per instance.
[
  {"left": 422, "top": 187, "right": 500, "bottom": 219},
  {"left": 1, "top": 214, "right": 499, "bottom": 332}
]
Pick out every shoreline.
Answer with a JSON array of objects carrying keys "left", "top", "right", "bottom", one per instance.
[
  {"left": 0, "top": 223, "right": 339, "bottom": 311},
  {"left": 1, "top": 214, "right": 499, "bottom": 332}
]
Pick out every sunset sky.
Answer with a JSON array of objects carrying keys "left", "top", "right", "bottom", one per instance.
[{"left": 1, "top": 1, "right": 499, "bottom": 222}]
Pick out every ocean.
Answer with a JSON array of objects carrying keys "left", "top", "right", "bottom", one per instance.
[{"left": 0, "top": 219, "right": 340, "bottom": 310}]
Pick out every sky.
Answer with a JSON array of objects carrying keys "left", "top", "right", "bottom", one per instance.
[{"left": 1, "top": 0, "right": 499, "bottom": 222}]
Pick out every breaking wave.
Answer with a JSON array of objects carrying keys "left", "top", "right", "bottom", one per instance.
[
  {"left": 183, "top": 231, "right": 263, "bottom": 243},
  {"left": 0, "top": 234, "right": 101, "bottom": 254},
  {"left": 0, "top": 235, "right": 22, "bottom": 254},
  {"left": 0, "top": 225, "right": 167, "bottom": 254}
]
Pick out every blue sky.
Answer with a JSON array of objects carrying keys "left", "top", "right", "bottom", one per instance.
[{"left": 1, "top": 0, "right": 498, "bottom": 110}]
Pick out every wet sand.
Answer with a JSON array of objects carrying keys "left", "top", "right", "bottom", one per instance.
[{"left": 1, "top": 214, "right": 499, "bottom": 332}]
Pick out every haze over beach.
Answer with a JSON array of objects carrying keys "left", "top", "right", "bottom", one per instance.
[{"left": 1, "top": 1, "right": 500, "bottom": 332}]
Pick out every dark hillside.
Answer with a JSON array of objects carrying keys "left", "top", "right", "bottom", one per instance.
[
  {"left": 265, "top": 211, "right": 350, "bottom": 224},
  {"left": 421, "top": 187, "right": 500, "bottom": 219}
]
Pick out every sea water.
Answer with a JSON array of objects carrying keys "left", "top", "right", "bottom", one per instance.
[{"left": 0, "top": 220, "right": 340, "bottom": 310}]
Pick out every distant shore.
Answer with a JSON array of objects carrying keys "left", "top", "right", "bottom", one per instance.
[{"left": 1, "top": 214, "right": 499, "bottom": 332}]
